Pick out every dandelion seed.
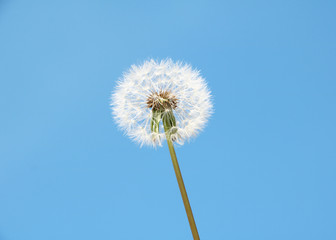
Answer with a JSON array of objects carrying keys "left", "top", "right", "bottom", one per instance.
[{"left": 110, "top": 59, "right": 213, "bottom": 240}]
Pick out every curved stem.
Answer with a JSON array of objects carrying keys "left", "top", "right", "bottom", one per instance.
[{"left": 165, "top": 137, "right": 200, "bottom": 240}]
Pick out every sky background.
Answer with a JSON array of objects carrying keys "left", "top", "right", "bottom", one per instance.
[{"left": 0, "top": 0, "right": 335, "bottom": 239}]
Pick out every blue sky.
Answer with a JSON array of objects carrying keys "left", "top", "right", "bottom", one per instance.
[{"left": 0, "top": 0, "right": 335, "bottom": 239}]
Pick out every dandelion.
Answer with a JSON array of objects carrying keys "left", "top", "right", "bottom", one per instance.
[{"left": 111, "top": 59, "right": 213, "bottom": 239}]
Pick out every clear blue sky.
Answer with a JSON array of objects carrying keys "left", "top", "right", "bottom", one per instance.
[{"left": 0, "top": 0, "right": 335, "bottom": 239}]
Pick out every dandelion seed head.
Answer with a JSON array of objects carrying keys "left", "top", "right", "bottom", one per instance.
[{"left": 111, "top": 59, "right": 213, "bottom": 147}]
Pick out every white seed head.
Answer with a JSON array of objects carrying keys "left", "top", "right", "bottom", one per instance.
[{"left": 111, "top": 59, "right": 213, "bottom": 147}]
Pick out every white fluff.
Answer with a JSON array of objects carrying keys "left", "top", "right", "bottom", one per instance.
[{"left": 111, "top": 59, "right": 213, "bottom": 147}]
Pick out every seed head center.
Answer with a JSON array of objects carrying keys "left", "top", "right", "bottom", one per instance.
[{"left": 146, "top": 90, "right": 178, "bottom": 111}]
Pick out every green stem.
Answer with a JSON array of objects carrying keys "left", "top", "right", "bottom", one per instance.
[{"left": 165, "top": 135, "right": 200, "bottom": 240}]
